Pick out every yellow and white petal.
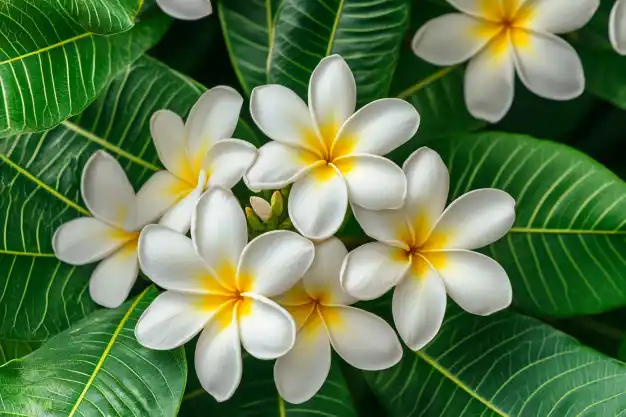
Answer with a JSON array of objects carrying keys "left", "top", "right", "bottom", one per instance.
[
  {"left": 135, "top": 291, "right": 218, "bottom": 350},
  {"left": 274, "top": 313, "right": 331, "bottom": 404},
  {"left": 322, "top": 305, "right": 402, "bottom": 370},
  {"left": 512, "top": 31, "right": 584, "bottom": 101},
  {"left": 250, "top": 85, "right": 320, "bottom": 154},
  {"left": 245, "top": 142, "right": 322, "bottom": 191},
  {"left": 52, "top": 217, "right": 130, "bottom": 265},
  {"left": 273, "top": 281, "right": 313, "bottom": 308},
  {"left": 237, "top": 230, "right": 315, "bottom": 297},
  {"left": 525, "top": 0, "right": 599, "bottom": 34},
  {"left": 156, "top": 0, "right": 212, "bottom": 20},
  {"left": 334, "top": 154, "right": 406, "bottom": 211},
  {"left": 611, "top": 0, "right": 626, "bottom": 55},
  {"left": 135, "top": 171, "right": 191, "bottom": 229},
  {"left": 426, "top": 189, "right": 515, "bottom": 251},
  {"left": 308, "top": 55, "right": 356, "bottom": 146},
  {"left": 159, "top": 171, "right": 206, "bottom": 234},
  {"left": 351, "top": 205, "right": 412, "bottom": 249},
  {"left": 288, "top": 164, "right": 348, "bottom": 240},
  {"left": 392, "top": 257, "right": 446, "bottom": 351},
  {"left": 185, "top": 86, "right": 243, "bottom": 173},
  {"left": 81, "top": 150, "right": 136, "bottom": 230},
  {"left": 302, "top": 237, "right": 357, "bottom": 306},
  {"left": 340, "top": 242, "right": 410, "bottom": 300},
  {"left": 138, "top": 225, "right": 227, "bottom": 294},
  {"left": 203, "top": 139, "right": 257, "bottom": 189},
  {"left": 411, "top": 13, "right": 498, "bottom": 66},
  {"left": 149, "top": 110, "right": 188, "bottom": 179},
  {"left": 195, "top": 303, "right": 242, "bottom": 402},
  {"left": 464, "top": 34, "right": 515, "bottom": 123},
  {"left": 332, "top": 98, "right": 419, "bottom": 158},
  {"left": 238, "top": 294, "right": 296, "bottom": 360},
  {"left": 431, "top": 250, "right": 512, "bottom": 315},
  {"left": 446, "top": 0, "right": 500, "bottom": 20},
  {"left": 89, "top": 246, "right": 139, "bottom": 308},
  {"left": 402, "top": 147, "right": 449, "bottom": 247}
]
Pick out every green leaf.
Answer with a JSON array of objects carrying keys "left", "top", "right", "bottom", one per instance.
[
  {"left": 268, "top": 0, "right": 411, "bottom": 105},
  {"left": 0, "top": 6, "right": 170, "bottom": 137},
  {"left": 0, "top": 286, "right": 187, "bottom": 416},
  {"left": 367, "top": 304, "right": 626, "bottom": 416},
  {"left": 0, "top": 55, "right": 259, "bottom": 363},
  {"left": 52, "top": 0, "right": 146, "bottom": 34},
  {"left": 425, "top": 132, "right": 626, "bottom": 317}
]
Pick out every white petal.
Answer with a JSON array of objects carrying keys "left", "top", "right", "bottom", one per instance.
[
  {"left": 237, "top": 231, "right": 314, "bottom": 297},
  {"left": 250, "top": 85, "right": 320, "bottom": 154},
  {"left": 309, "top": 55, "right": 356, "bottom": 143},
  {"left": 250, "top": 196, "right": 271, "bottom": 222},
  {"left": 512, "top": 31, "right": 584, "bottom": 101},
  {"left": 244, "top": 142, "right": 321, "bottom": 191},
  {"left": 274, "top": 313, "right": 331, "bottom": 404},
  {"left": 402, "top": 147, "right": 449, "bottom": 246},
  {"left": 525, "top": 0, "right": 599, "bottom": 34},
  {"left": 302, "top": 237, "right": 356, "bottom": 306},
  {"left": 432, "top": 250, "right": 512, "bottom": 315},
  {"left": 149, "top": 110, "right": 188, "bottom": 179},
  {"left": 135, "top": 291, "right": 217, "bottom": 350},
  {"left": 52, "top": 217, "right": 130, "bottom": 265},
  {"left": 195, "top": 303, "right": 242, "bottom": 402},
  {"left": 332, "top": 98, "right": 419, "bottom": 157},
  {"left": 135, "top": 171, "right": 190, "bottom": 229},
  {"left": 89, "top": 246, "right": 139, "bottom": 308},
  {"left": 81, "top": 150, "right": 136, "bottom": 230},
  {"left": 323, "top": 305, "right": 402, "bottom": 370},
  {"left": 426, "top": 189, "right": 515, "bottom": 250},
  {"left": 238, "top": 294, "right": 296, "bottom": 360},
  {"left": 138, "top": 225, "right": 227, "bottom": 294},
  {"left": 611, "top": 0, "right": 626, "bottom": 55},
  {"left": 351, "top": 205, "right": 412, "bottom": 249},
  {"left": 288, "top": 164, "right": 348, "bottom": 240},
  {"left": 159, "top": 171, "right": 206, "bottom": 234},
  {"left": 340, "top": 242, "right": 410, "bottom": 300},
  {"left": 411, "top": 13, "right": 497, "bottom": 66},
  {"left": 204, "top": 139, "right": 257, "bottom": 189},
  {"left": 192, "top": 188, "right": 247, "bottom": 283},
  {"left": 464, "top": 34, "right": 515, "bottom": 123},
  {"left": 392, "top": 258, "right": 446, "bottom": 351},
  {"left": 334, "top": 154, "right": 406, "bottom": 210},
  {"left": 447, "top": 0, "right": 500, "bottom": 19},
  {"left": 157, "top": 0, "right": 212, "bottom": 20}
]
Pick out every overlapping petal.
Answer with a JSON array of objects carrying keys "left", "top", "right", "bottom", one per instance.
[
  {"left": 525, "top": 0, "right": 599, "bottom": 34},
  {"left": 611, "top": 0, "right": 626, "bottom": 55},
  {"left": 135, "top": 171, "right": 191, "bottom": 229},
  {"left": 351, "top": 205, "right": 412, "bottom": 249},
  {"left": 203, "top": 139, "right": 257, "bottom": 189},
  {"left": 157, "top": 0, "right": 213, "bottom": 20},
  {"left": 150, "top": 110, "right": 188, "bottom": 179},
  {"left": 159, "top": 171, "right": 206, "bottom": 234},
  {"left": 89, "top": 246, "right": 139, "bottom": 308}
]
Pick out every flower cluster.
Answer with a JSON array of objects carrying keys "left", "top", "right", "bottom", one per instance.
[{"left": 53, "top": 55, "right": 515, "bottom": 404}]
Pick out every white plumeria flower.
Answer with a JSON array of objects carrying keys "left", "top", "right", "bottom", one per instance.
[
  {"left": 157, "top": 0, "right": 212, "bottom": 20},
  {"left": 273, "top": 237, "right": 402, "bottom": 404},
  {"left": 611, "top": 0, "right": 626, "bottom": 54},
  {"left": 412, "top": 0, "right": 599, "bottom": 123},
  {"left": 246, "top": 54, "right": 420, "bottom": 240},
  {"left": 137, "top": 87, "right": 257, "bottom": 234},
  {"left": 135, "top": 187, "right": 315, "bottom": 402},
  {"left": 53, "top": 151, "right": 156, "bottom": 308},
  {"left": 341, "top": 147, "right": 515, "bottom": 351}
]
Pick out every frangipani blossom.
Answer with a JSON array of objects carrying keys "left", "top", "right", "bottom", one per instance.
[
  {"left": 246, "top": 54, "right": 420, "bottom": 240},
  {"left": 611, "top": 0, "right": 626, "bottom": 54},
  {"left": 274, "top": 237, "right": 402, "bottom": 404},
  {"left": 157, "top": 0, "right": 212, "bottom": 20},
  {"left": 341, "top": 147, "right": 515, "bottom": 351},
  {"left": 53, "top": 151, "right": 154, "bottom": 308},
  {"left": 135, "top": 187, "right": 314, "bottom": 402},
  {"left": 412, "top": 0, "right": 599, "bottom": 123},
  {"left": 137, "top": 87, "right": 256, "bottom": 234}
]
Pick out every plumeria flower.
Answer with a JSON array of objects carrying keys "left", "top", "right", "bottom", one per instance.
[
  {"left": 135, "top": 187, "right": 314, "bottom": 402},
  {"left": 611, "top": 0, "right": 626, "bottom": 54},
  {"left": 274, "top": 237, "right": 402, "bottom": 404},
  {"left": 53, "top": 151, "right": 155, "bottom": 308},
  {"left": 341, "top": 147, "right": 515, "bottom": 351},
  {"left": 137, "top": 87, "right": 257, "bottom": 234},
  {"left": 246, "top": 54, "right": 420, "bottom": 240},
  {"left": 157, "top": 0, "right": 212, "bottom": 20},
  {"left": 412, "top": 0, "right": 599, "bottom": 123}
]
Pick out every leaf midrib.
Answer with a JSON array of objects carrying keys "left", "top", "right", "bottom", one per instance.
[
  {"left": 508, "top": 227, "right": 626, "bottom": 235},
  {"left": 0, "top": 33, "right": 93, "bottom": 66}
]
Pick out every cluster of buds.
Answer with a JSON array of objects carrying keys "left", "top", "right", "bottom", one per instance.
[{"left": 245, "top": 188, "right": 292, "bottom": 235}]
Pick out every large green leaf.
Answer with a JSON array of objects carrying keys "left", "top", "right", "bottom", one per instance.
[
  {"left": 424, "top": 132, "right": 626, "bottom": 317},
  {"left": 0, "top": 5, "right": 169, "bottom": 137},
  {"left": 367, "top": 304, "right": 626, "bottom": 416},
  {"left": 0, "top": 286, "right": 187, "bottom": 416},
  {"left": 268, "top": 0, "right": 411, "bottom": 105},
  {"left": 0, "top": 55, "right": 259, "bottom": 364}
]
